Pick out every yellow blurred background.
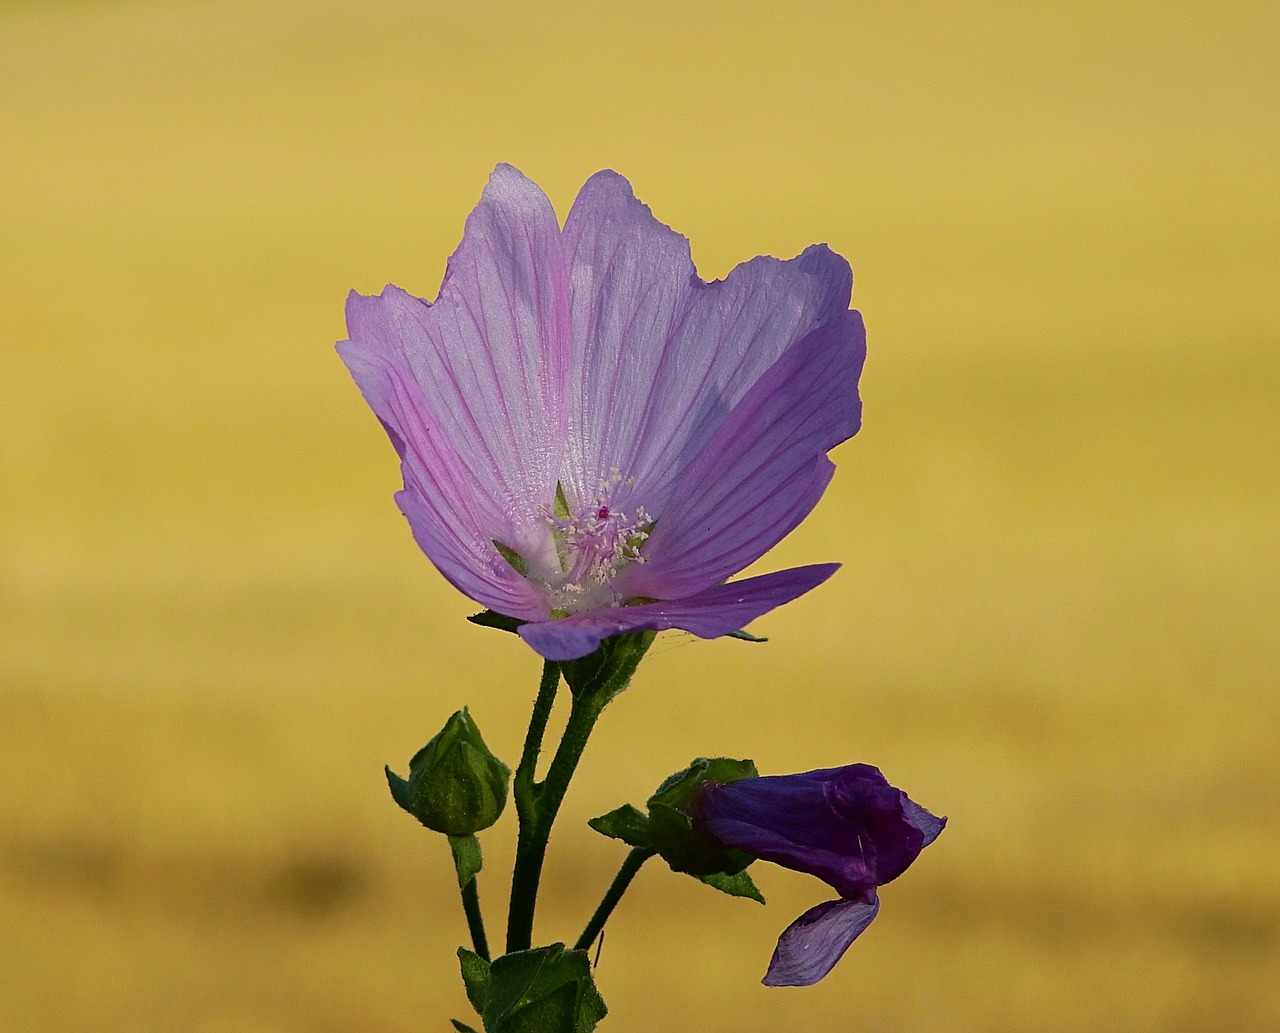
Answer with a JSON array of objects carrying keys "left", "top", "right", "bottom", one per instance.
[{"left": 2, "top": 0, "right": 1277, "bottom": 1030}]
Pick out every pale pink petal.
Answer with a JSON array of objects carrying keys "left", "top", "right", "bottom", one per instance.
[
  {"left": 516, "top": 564, "right": 838, "bottom": 661},
  {"left": 561, "top": 171, "right": 853, "bottom": 519},
  {"left": 337, "top": 335, "right": 547, "bottom": 619},
  {"left": 763, "top": 896, "right": 880, "bottom": 987},
  {"left": 621, "top": 311, "right": 864, "bottom": 600},
  {"left": 340, "top": 164, "right": 571, "bottom": 556}
]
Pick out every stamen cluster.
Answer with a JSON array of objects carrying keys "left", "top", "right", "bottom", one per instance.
[{"left": 544, "top": 473, "right": 651, "bottom": 614}]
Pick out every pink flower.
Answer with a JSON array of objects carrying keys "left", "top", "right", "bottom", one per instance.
[{"left": 339, "top": 166, "right": 865, "bottom": 660}]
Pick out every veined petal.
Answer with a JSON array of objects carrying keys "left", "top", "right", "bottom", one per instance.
[
  {"left": 622, "top": 310, "right": 865, "bottom": 600},
  {"left": 396, "top": 487, "right": 548, "bottom": 621},
  {"left": 341, "top": 164, "right": 571, "bottom": 553},
  {"left": 903, "top": 796, "right": 948, "bottom": 850},
  {"left": 340, "top": 166, "right": 865, "bottom": 651},
  {"left": 337, "top": 336, "right": 548, "bottom": 619},
  {"left": 561, "top": 170, "right": 854, "bottom": 518},
  {"left": 697, "top": 764, "right": 943, "bottom": 900},
  {"left": 516, "top": 563, "right": 838, "bottom": 661},
  {"left": 763, "top": 896, "right": 881, "bottom": 987},
  {"left": 697, "top": 772, "right": 879, "bottom": 898}
]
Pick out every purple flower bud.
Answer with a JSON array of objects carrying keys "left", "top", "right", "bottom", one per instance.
[{"left": 694, "top": 764, "right": 944, "bottom": 986}]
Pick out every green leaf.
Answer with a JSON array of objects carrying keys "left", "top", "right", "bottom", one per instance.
[
  {"left": 727, "top": 628, "right": 768, "bottom": 642},
  {"left": 449, "top": 834, "right": 483, "bottom": 889},
  {"left": 587, "top": 804, "right": 652, "bottom": 849},
  {"left": 450, "top": 1021, "right": 480, "bottom": 1033},
  {"left": 457, "top": 947, "right": 491, "bottom": 1015},
  {"left": 482, "top": 944, "right": 607, "bottom": 1033},
  {"left": 699, "top": 868, "right": 765, "bottom": 903},
  {"left": 467, "top": 610, "right": 527, "bottom": 634}
]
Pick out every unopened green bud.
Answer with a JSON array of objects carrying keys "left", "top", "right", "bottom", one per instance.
[
  {"left": 386, "top": 708, "right": 510, "bottom": 835},
  {"left": 646, "top": 756, "right": 757, "bottom": 876}
]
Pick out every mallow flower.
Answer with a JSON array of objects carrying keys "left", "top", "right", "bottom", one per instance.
[
  {"left": 694, "top": 764, "right": 945, "bottom": 986},
  {"left": 338, "top": 165, "right": 866, "bottom": 661}
]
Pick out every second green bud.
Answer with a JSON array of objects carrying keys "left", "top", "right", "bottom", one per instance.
[{"left": 386, "top": 708, "right": 510, "bottom": 836}]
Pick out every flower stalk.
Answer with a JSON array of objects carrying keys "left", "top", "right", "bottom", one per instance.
[
  {"left": 449, "top": 834, "right": 491, "bottom": 962},
  {"left": 340, "top": 165, "right": 908, "bottom": 1031},
  {"left": 574, "top": 846, "right": 655, "bottom": 952},
  {"left": 506, "top": 633, "right": 654, "bottom": 953}
]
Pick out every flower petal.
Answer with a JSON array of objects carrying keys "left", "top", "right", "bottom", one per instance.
[
  {"left": 697, "top": 766, "right": 880, "bottom": 897},
  {"left": 902, "top": 795, "right": 948, "bottom": 850},
  {"left": 340, "top": 164, "right": 571, "bottom": 556},
  {"left": 396, "top": 486, "right": 548, "bottom": 621},
  {"left": 338, "top": 331, "right": 546, "bottom": 619},
  {"left": 621, "top": 309, "right": 865, "bottom": 600},
  {"left": 561, "top": 170, "right": 854, "bottom": 519},
  {"left": 516, "top": 563, "right": 838, "bottom": 661},
  {"left": 763, "top": 896, "right": 881, "bottom": 987},
  {"left": 696, "top": 764, "right": 944, "bottom": 900}
]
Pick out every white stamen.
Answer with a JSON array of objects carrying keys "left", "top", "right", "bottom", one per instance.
[{"left": 538, "top": 475, "right": 651, "bottom": 614}]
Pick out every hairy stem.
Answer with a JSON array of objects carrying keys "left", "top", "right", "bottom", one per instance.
[
  {"left": 507, "top": 688, "right": 606, "bottom": 953},
  {"left": 460, "top": 874, "right": 489, "bottom": 961},
  {"left": 506, "top": 660, "right": 561, "bottom": 953},
  {"left": 573, "top": 847, "right": 654, "bottom": 952},
  {"left": 450, "top": 834, "right": 489, "bottom": 962}
]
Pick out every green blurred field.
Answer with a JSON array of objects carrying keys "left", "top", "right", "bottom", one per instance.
[{"left": 2, "top": 1, "right": 1278, "bottom": 1030}]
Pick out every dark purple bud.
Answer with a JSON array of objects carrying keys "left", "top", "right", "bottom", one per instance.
[{"left": 693, "top": 764, "right": 944, "bottom": 986}]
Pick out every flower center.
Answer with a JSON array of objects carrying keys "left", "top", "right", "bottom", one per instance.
[
  {"left": 542, "top": 475, "right": 651, "bottom": 615},
  {"left": 492, "top": 474, "right": 652, "bottom": 616}
]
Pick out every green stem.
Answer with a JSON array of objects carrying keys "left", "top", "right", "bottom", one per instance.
[
  {"left": 573, "top": 847, "right": 654, "bottom": 951},
  {"left": 505, "top": 634, "right": 655, "bottom": 955},
  {"left": 460, "top": 873, "right": 490, "bottom": 961},
  {"left": 506, "top": 660, "right": 561, "bottom": 953},
  {"left": 507, "top": 688, "right": 607, "bottom": 953},
  {"left": 450, "top": 834, "right": 489, "bottom": 962},
  {"left": 514, "top": 660, "right": 561, "bottom": 820}
]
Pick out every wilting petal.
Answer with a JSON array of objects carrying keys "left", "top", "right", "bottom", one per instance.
[
  {"left": 697, "top": 764, "right": 943, "bottom": 900},
  {"left": 340, "top": 165, "right": 571, "bottom": 552},
  {"left": 516, "top": 563, "right": 839, "bottom": 661},
  {"left": 561, "top": 170, "right": 855, "bottom": 519},
  {"left": 902, "top": 794, "right": 948, "bottom": 849},
  {"left": 623, "top": 310, "right": 864, "bottom": 600},
  {"left": 697, "top": 766, "right": 881, "bottom": 898},
  {"left": 763, "top": 896, "right": 881, "bottom": 987}
]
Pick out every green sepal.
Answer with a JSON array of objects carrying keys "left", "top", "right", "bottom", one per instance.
[
  {"left": 492, "top": 541, "right": 529, "bottom": 576},
  {"left": 699, "top": 868, "right": 765, "bottom": 903},
  {"left": 449, "top": 834, "right": 483, "bottom": 889},
  {"left": 646, "top": 757, "right": 758, "bottom": 877},
  {"left": 727, "top": 629, "right": 768, "bottom": 642},
  {"left": 451, "top": 1021, "right": 481, "bottom": 1033},
  {"left": 467, "top": 610, "right": 527, "bottom": 634},
  {"left": 550, "top": 483, "right": 574, "bottom": 571},
  {"left": 587, "top": 804, "right": 652, "bottom": 850},
  {"left": 561, "top": 631, "right": 655, "bottom": 705},
  {"left": 553, "top": 482, "right": 572, "bottom": 521},
  {"left": 482, "top": 944, "right": 607, "bottom": 1033},
  {"left": 385, "top": 764, "right": 412, "bottom": 812},
  {"left": 457, "top": 947, "right": 490, "bottom": 1015}
]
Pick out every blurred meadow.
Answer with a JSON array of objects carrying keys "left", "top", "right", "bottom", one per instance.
[{"left": 2, "top": 0, "right": 1278, "bottom": 1030}]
